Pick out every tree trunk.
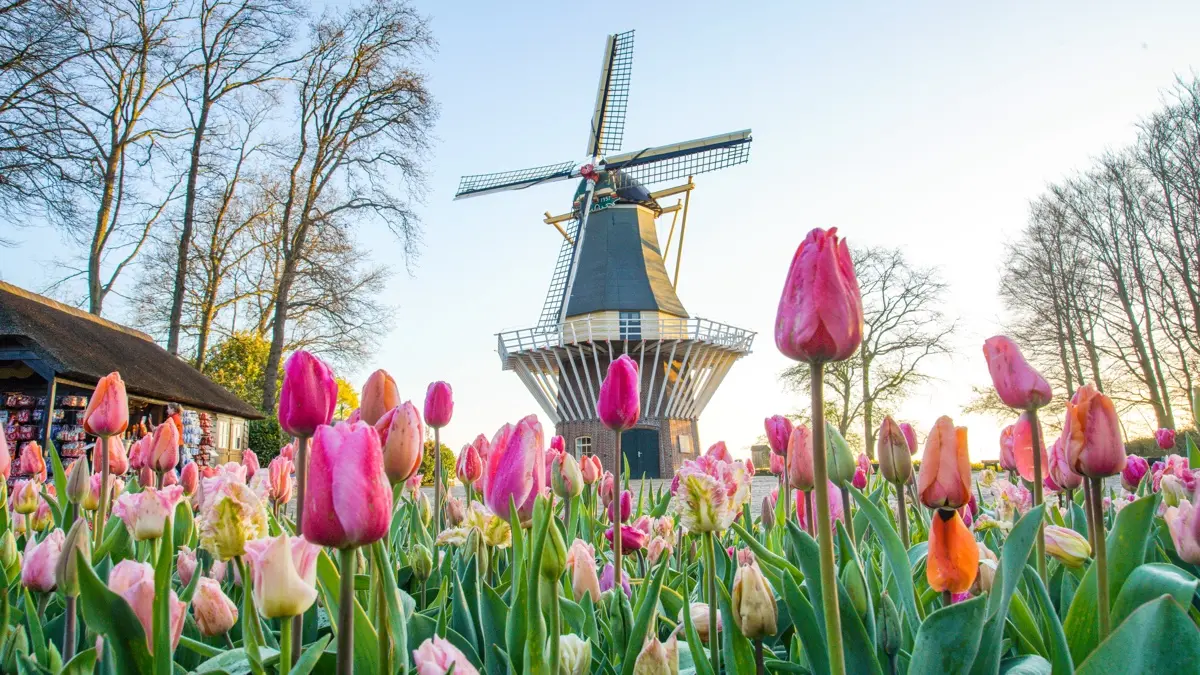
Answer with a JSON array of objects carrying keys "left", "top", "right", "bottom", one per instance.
[
  {"left": 88, "top": 140, "right": 123, "bottom": 316},
  {"left": 861, "top": 350, "right": 874, "bottom": 460},
  {"left": 169, "top": 100, "right": 211, "bottom": 354}
]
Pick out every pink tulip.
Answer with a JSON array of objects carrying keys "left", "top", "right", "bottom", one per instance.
[
  {"left": 606, "top": 524, "right": 648, "bottom": 552},
  {"left": 1166, "top": 497, "right": 1200, "bottom": 565},
  {"left": 147, "top": 422, "right": 180, "bottom": 473},
  {"left": 566, "top": 539, "right": 601, "bottom": 602},
  {"left": 794, "top": 484, "right": 844, "bottom": 532},
  {"left": 456, "top": 442, "right": 483, "bottom": 486},
  {"left": 359, "top": 369, "right": 400, "bottom": 426},
  {"left": 1048, "top": 435, "right": 1083, "bottom": 491},
  {"left": 899, "top": 422, "right": 918, "bottom": 454},
  {"left": 375, "top": 402, "right": 424, "bottom": 485},
  {"left": 483, "top": 415, "right": 546, "bottom": 524},
  {"left": 706, "top": 441, "right": 733, "bottom": 462},
  {"left": 746, "top": 457, "right": 757, "bottom": 477},
  {"left": 464, "top": 434, "right": 490, "bottom": 490},
  {"left": 982, "top": 336, "right": 1053, "bottom": 410},
  {"left": 608, "top": 490, "right": 632, "bottom": 523},
  {"left": 764, "top": 415, "right": 793, "bottom": 455},
  {"left": 12, "top": 479, "right": 39, "bottom": 514},
  {"left": 278, "top": 350, "right": 338, "bottom": 438},
  {"left": 423, "top": 381, "right": 454, "bottom": 429},
  {"left": 1122, "top": 455, "right": 1149, "bottom": 492},
  {"left": 177, "top": 546, "right": 199, "bottom": 587},
  {"left": 413, "top": 635, "right": 480, "bottom": 675},
  {"left": 19, "top": 442, "right": 46, "bottom": 482},
  {"left": 162, "top": 469, "right": 179, "bottom": 487},
  {"left": 128, "top": 436, "right": 148, "bottom": 471},
  {"left": 0, "top": 431, "right": 9, "bottom": 482},
  {"left": 280, "top": 442, "right": 295, "bottom": 461},
  {"left": 244, "top": 534, "right": 320, "bottom": 618},
  {"left": 93, "top": 436, "right": 129, "bottom": 476},
  {"left": 581, "top": 455, "right": 602, "bottom": 484},
  {"left": 180, "top": 462, "right": 199, "bottom": 496},
  {"left": 138, "top": 466, "right": 153, "bottom": 488},
  {"left": 110, "top": 560, "right": 186, "bottom": 653},
  {"left": 917, "top": 416, "right": 971, "bottom": 510},
  {"left": 1043, "top": 472, "right": 1060, "bottom": 494},
  {"left": 787, "top": 425, "right": 814, "bottom": 491},
  {"left": 112, "top": 486, "right": 185, "bottom": 540},
  {"left": 544, "top": 445, "right": 564, "bottom": 484},
  {"left": 598, "top": 355, "right": 640, "bottom": 432},
  {"left": 1157, "top": 428, "right": 1177, "bottom": 451},
  {"left": 769, "top": 452, "right": 784, "bottom": 476},
  {"left": 775, "top": 227, "right": 864, "bottom": 363},
  {"left": 267, "top": 456, "right": 293, "bottom": 505},
  {"left": 998, "top": 425, "right": 1017, "bottom": 473},
  {"left": 1064, "top": 384, "right": 1126, "bottom": 478},
  {"left": 21, "top": 528, "right": 64, "bottom": 592},
  {"left": 1011, "top": 411, "right": 1048, "bottom": 484},
  {"left": 303, "top": 422, "right": 392, "bottom": 549},
  {"left": 81, "top": 372, "right": 129, "bottom": 437},
  {"left": 242, "top": 450, "right": 260, "bottom": 480},
  {"left": 193, "top": 577, "right": 238, "bottom": 636},
  {"left": 550, "top": 435, "right": 566, "bottom": 453},
  {"left": 599, "top": 471, "right": 615, "bottom": 505}
]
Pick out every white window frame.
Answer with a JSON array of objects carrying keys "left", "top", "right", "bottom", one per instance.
[{"left": 575, "top": 435, "right": 593, "bottom": 457}]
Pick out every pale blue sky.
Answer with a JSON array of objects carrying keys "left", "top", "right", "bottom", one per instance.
[{"left": 3, "top": 1, "right": 1199, "bottom": 459}]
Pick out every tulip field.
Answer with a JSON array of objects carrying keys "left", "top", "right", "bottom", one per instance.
[{"left": 2, "top": 227, "right": 1200, "bottom": 675}]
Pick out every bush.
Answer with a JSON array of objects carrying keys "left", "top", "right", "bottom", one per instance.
[
  {"left": 1127, "top": 428, "right": 1198, "bottom": 460},
  {"left": 248, "top": 418, "right": 287, "bottom": 465},
  {"left": 419, "top": 440, "right": 456, "bottom": 487}
]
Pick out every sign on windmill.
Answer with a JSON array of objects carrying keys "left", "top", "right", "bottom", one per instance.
[{"left": 455, "top": 29, "right": 757, "bottom": 479}]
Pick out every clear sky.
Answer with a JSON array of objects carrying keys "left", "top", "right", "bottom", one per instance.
[{"left": 4, "top": 1, "right": 1200, "bottom": 460}]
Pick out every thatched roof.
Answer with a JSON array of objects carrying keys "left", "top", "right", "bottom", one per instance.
[{"left": 0, "top": 282, "right": 262, "bottom": 419}]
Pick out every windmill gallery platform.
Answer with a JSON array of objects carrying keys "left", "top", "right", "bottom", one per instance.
[{"left": 456, "top": 30, "right": 755, "bottom": 478}]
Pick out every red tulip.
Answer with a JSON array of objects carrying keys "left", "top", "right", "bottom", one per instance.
[
  {"left": 242, "top": 449, "right": 260, "bottom": 481},
  {"left": 423, "top": 381, "right": 453, "bottom": 429},
  {"left": 1011, "top": 411, "right": 1048, "bottom": 484},
  {"left": 19, "top": 441, "right": 46, "bottom": 482},
  {"left": 456, "top": 442, "right": 483, "bottom": 486},
  {"left": 927, "top": 509, "right": 979, "bottom": 593},
  {"left": 1157, "top": 428, "right": 1176, "bottom": 451},
  {"left": 775, "top": 227, "right": 863, "bottom": 363},
  {"left": 598, "top": 355, "right": 640, "bottom": 432},
  {"left": 764, "top": 416, "right": 793, "bottom": 455},
  {"left": 1064, "top": 384, "right": 1126, "bottom": 478},
  {"left": 302, "top": 422, "right": 392, "bottom": 549},
  {"left": 483, "top": 415, "right": 545, "bottom": 524},
  {"left": 359, "top": 369, "right": 400, "bottom": 426},
  {"left": 82, "top": 372, "right": 129, "bottom": 438},
  {"left": 277, "top": 351, "right": 337, "bottom": 438},
  {"left": 982, "top": 336, "right": 1052, "bottom": 410},
  {"left": 998, "top": 425, "right": 1017, "bottom": 473},
  {"left": 787, "top": 425, "right": 814, "bottom": 491},
  {"left": 180, "top": 462, "right": 199, "bottom": 496},
  {"left": 917, "top": 416, "right": 971, "bottom": 510},
  {"left": 375, "top": 402, "right": 424, "bottom": 485},
  {"left": 147, "top": 422, "right": 179, "bottom": 473}
]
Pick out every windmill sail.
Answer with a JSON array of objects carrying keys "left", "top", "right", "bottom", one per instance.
[
  {"left": 535, "top": 217, "right": 581, "bottom": 331},
  {"left": 455, "top": 160, "right": 576, "bottom": 199},
  {"left": 604, "top": 130, "right": 752, "bottom": 186},
  {"left": 586, "top": 30, "right": 635, "bottom": 157}
]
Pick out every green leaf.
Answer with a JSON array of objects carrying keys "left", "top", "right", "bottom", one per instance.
[
  {"left": 1064, "top": 493, "right": 1159, "bottom": 664},
  {"left": 716, "top": 578, "right": 757, "bottom": 675},
  {"left": 620, "top": 559, "right": 669, "bottom": 675},
  {"left": 315, "top": 549, "right": 379, "bottom": 674},
  {"left": 1109, "top": 563, "right": 1198, "bottom": 629},
  {"left": 998, "top": 655, "right": 1052, "bottom": 674},
  {"left": 290, "top": 635, "right": 331, "bottom": 675},
  {"left": 1075, "top": 596, "right": 1200, "bottom": 674},
  {"left": 678, "top": 551, "right": 715, "bottom": 675},
  {"left": 193, "top": 646, "right": 278, "bottom": 674},
  {"left": 780, "top": 570, "right": 828, "bottom": 675},
  {"left": 479, "top": 584, "right": 510, "bottom": 675},
  {"left": 1021, "top": 565, "right": 1073, "bottom": 675},
  {"left": 59, "top": 647, "right": 98, "bottom": 675},
  {"left": 847, "top": 486, "right": 919, "bottom": 630},
  {"left": 909, "top": 595, "right": 988, "bottom": 674},
  {"left": 22, "top": 590, "right": 45, "bottom": 664},
  {"left": 730, "top": 521, "right": 802, "bottom": 580},
  {"left": 1187, "top": 434, "right": 1200, "bottom": 471},
  {"left": 370, "top": 542, "right": 408, "bottom": 675},
  {"left": 75, "top": 549, "right": 154, "bottom": 674},
  {"left": 46, "top": 440, "right": 68, "bottom": 519},
  {"left": 154, "top": 517, "right": 174, "bottom": 675}
]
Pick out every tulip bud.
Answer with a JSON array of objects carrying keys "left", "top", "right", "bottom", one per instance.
[
  {"left": 456, "top": 442, "right": 483, "bottom": 487},
  {"left": 1162, "top": 475, "right": 1187, "bottom": 507},
  {"left": 464, "top": 526, "right": 490, "bottom": 573},
  {"left": 180, "top": 462, "right": 199, "bottom": 496},
  {"left": 760, "top": 494, "right": 776, "bottom": 530},
  {"left": 787, "top": 425, "right": 814, "bottom": 491},
  {"left": 598, "top": 355, "right": 641, "bottom": 432},
  {"left": 608, "top": 490, "right": 632, "bottom": 524},
  {"left": 376, "top": 402, "right": 424, "bottom": 486},
  {"left": 12, "top": 479, "right": 39, "bottom": 515},
  {"left": 732, "top": 563, "right": 777, "bottom": 639},
  {"left": 631, "top": 634, "right": 678, "bottom": 675},
  {"left": 983, "top": 336, "right": 1053, "bottom": 409},
  {"left": 917, "top": 416, "right": 971, "bottom": 510},
  {"left": 541, "top": 517, "right": 567, "bottom": 580},
  {"left": 241, "top": 450, "right": 259, "bottom": 481},
  {"left": 680, "top": 602, "right": 720, "bottom": 643},
  {"left": 558, "top": 634, "right": 591, "bottom": 675},
  {"left": 445, "top": 495, "right": 466, "bottom": 527},
  {"left": 552, "top": 453, "right": 584, "bottom": 499},
  {"left": 840, "top": 558, "right": 869, "bottom": 618},
  {"left": 56, "top": 519, "right": 91, "bottom": 597},
  {"left": 1044, "top": 525, "right": 1091, "bottom": 568},
  {"left": 877, "top": 592, "right": 901, "bottom": 657},
  {"left": 877, "top": 416, "right": 912, "bottom": 485},
  {"left": 193, "top": 577, "right": 239, "bottom": 636},
  {"left": 81, "top": 372, "right": 129, "bottom": 438},
  {"left": 30, "top": 499, "right": 52, "bottom": 532},
  {"left": 1121, "top": 455, "right": 1149, "bottom": 493},
  {"left": 825, "top": 423, "right": 856, "bottom": 487},
  {"left": 423, "top": 381, "right": 454, "bottom": 429},
  {"left": 19, "top": 443, "right": 46, "bottom": 482},
  {"left": 765, "top": 415, "right": 793, "bottom": 455},
  {"left": 974, "top": 542, "right": 999, "bottom": 594},
  {"left": 21, "top": 528, "right": 64, "bottom": 592},
  {"left": 605, "top": 590, "right": 634, "bottom": 648},
  {"left": 302, "top": 421, "right": 393, "bottom": 549},
  {"left": 415, "top": 489, "right": 432, "bottom": 527},
  {"left": 411, "top": 543, "right": 433, "bottom": 582},
  {"left": 775, "top": 227, "right": 864, "bottom": 363},
  {"left": 581, "top": 454, "right": 601, "bottom": 484},
  {"left": 66, "top": 456, "right": 90, "bottom": 505},
  {"left": 1156, "top": 428, "right": 1176, "bottom": 450},
  {"left": 0, "top": 531, "right": 17, "bottom": 571}
]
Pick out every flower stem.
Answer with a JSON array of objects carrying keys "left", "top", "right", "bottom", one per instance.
[
  {"left": 811, "top": 362, "right": 845, "bottom": 675},
  {"left": 842, "top": 489, "right": 854, "bottom": 544},
  {"left": 291, "top": 434, "right": 310, "bottom": 665},
  {"left": 783, "top": 453, "right": 791, "bottom": 527},
  {"left": 804, "top": 490, "right": 814, "bottom": 536},
  {"left": 63, "top": 596, "right": 76, "bottom": 661},
  {"left": 755, "top": 638, "right": 766, "bottom": 675},
  {"left": 896, "top": 484, "right": 910, "bottom": 550},
  {"left": 1090, "top": 476, "right": 1111, "bottom": 640},
  {"left": 375, "top": 572, "right": 391, "bottom": 675},
  {"left": 93, "top": 438, "right": 110, "bottom": 548},
  {"left": 337, "top": 547, "right": 356, "bottom": 675},
  {"left": 1027, "top": 407, "right": 1048, "bottom": 585},
  {"left": 434, "top": 427, "right": 443, "bottom": 535},
  {"left": 612, "top": 431, "right": 623, "bottom": 588},
  {"left": 1083, "top": 479, "right": 1097, "bottom": 547},
  {"left": 279, "top": 613, "right": 293, "bottom": 675},
  {"left": 705, "top": 533, "right": 720, "bottom": 674}
]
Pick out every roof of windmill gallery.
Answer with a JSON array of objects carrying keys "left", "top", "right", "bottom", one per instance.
[{"left": 0, "top": 281, "right": 262, "bottom": 419}]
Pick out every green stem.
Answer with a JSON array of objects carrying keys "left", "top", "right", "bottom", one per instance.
[
  {"left": 811, "top": 362, "right": 845, "bottom": 675},
  {"left": 1091, "top": 476, "right": 1111, "bottom": 640},
  {"left": 337, "top": 547, "right": 356, "bottom": 675},
  {"left": 1028, "top": 407, "right": 1048, "bottom": 585},
  {"left": 842, "top": 489, "right": 854, "bottom": 544},
  {"left": 705, "top": 533, "right": 720, "bottom": 674},
  {"left": 375, "top": 573, "right": 391, "bottom": 675},
  {"left": 755, "top": 639, "right": 766, "bottom": 675},
  {"left": 896, "top": 483, "right": 910, "bottom": 550},
  {"left": 612, "top": 431, "right": 624, "bottom": 589},
  {"left": 279, "top": 614, "right": 293, "bottom": 675},
  {"left": 783, "top": 453, "right": 791, "bottom": 527},
  {"left": 291, "top": 435, "right": 309, "bottom": 665},
  {"left": 63, "top": 596, "right": 77, "bottom": 661},
  {"left": 434, "top": 427, "right": 443, "bottom": 535},
  {"left": 548, "top": 583, "right": 561, "bottom": 675},
  {"left": 93, "top": 438, "right": 111, "bottom": 548}
]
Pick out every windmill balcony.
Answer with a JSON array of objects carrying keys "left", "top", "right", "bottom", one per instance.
[{"left": 497, "top": 315, "right": 754, "bottom": 365}]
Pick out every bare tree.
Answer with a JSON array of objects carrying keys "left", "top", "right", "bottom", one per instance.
[
  {"left": 782, "top": 246, "right": 957, "bottom": 457},
  {"left": 258, "top": 0, "right": 435, "bottom": 411},
  {"left": 165, "top": 0, "right": 299, "bottom": 354}
]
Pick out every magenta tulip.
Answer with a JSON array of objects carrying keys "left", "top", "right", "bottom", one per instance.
[
  {"left": 775, "top": 227, "right": 863, "bottom": 363},
  {"left": 1157, "top": 428, "right": 1177, "bottom": 451},
  {"left": 0, "top": 432, "right": 9, "bottom": 482},
  {"left": 423, "top": 381, "right": 453, "bottom": 429},
  {"left": 608, "top": 490, "right": 632, "bottom": 523},
  {"left": 606, "top": 524, "right": 648, "bottom": 552},
  {"left": 81, "top": 372, "right": 129, "bottom": 438},
  {"left": 302, "top": 422, "right": 393, "bottom": 549},
  {"left": 1122, "top": 455, "right": 1149, "bottom": 492},
  {"left": 550, "top": 435, "right": 566, "bottom": 453},
  {"left": 456, "top": 442, "right": 483, "bottom": 486},
  {"left": 598, "top": 355, "right": 640, "bottom": 432},
  {"left": 482, "top": 415, "right": 545, "bottom": 524},
  {"left": 764, "top": 415, "right": 793, "bottom": 455},
  {"left": 769, "top": 452, "right": 784, "bottom": 476},
  {"left": 982, "top": 336, "right": 1052, "bottom": 410},
  {"left": 278, "top": 351, "right": 337, "bottom": 438}
]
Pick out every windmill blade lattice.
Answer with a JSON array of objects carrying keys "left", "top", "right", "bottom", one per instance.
[
  {"left": 586, "top": 30, "right": 635, "bottom": 157},
  {"left": 455, "top": 160, "right": 577, "bottom": 199},
  {"left": 535, "top": 216, "right": 581, "bottom": 330},
  {"left": 604, "top": 130, "right": 752, "bottom": 186}
]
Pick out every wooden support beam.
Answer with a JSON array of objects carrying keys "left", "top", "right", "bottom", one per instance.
[
  {"left": 672, "top": 176, "right": 694, "bottom": 289},
  {"left": 543, "top": 211, "right": 575, "bottom": 245}
]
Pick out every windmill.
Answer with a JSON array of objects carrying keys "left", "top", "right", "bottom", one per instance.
[{"left": 455, "top": 30, "right": 755, "bottom": 478}]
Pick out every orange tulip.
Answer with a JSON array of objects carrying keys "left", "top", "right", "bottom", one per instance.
[
  {"left": 359, "top": 369, "right": 400, "bottom": 426},
  {"left": 927, "top": 509, "right": 979, "bottom": 593},
  {"left": 1064, "top": 384, "right": 1126, "bottom": 478},
  {"left": 917, "top": 416, "right": 971, "bottom": 510},
  {"left": 82, "top": 372, "right": 129, "bottom": 438}
]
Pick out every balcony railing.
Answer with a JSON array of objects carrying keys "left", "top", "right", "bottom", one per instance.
[{"left": 497, "top": 316, "right": 755, "bottom": 362}]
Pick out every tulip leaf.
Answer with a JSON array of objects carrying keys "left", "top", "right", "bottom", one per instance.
[
  {"left": 716, "top": 578, "right": 757, "bottom": 675},
  {"left": 450, "top": 567, "right": 479, "bottom": 658},
  {"left": 998, "top": 655, "right": 1052, "bottom": 674},
  {"left": 730, "top": 521, "right": 802, "bottom": 580},
  {"left": 908, "top": 594, "right": 987, "bottom": 674},
  {"left": 619, "top": 557, "right": 669, "bottom": 675},
  {"left": 59, "top": 647, "right": 97, "bottom": 675},
  {"left": 46, "top": 439, "right": 69, "bottom": 515},
  {"left": 848, "top": 486, "right": 919, "bottom": 630},
  {"left": 1188, "top": 434, "right": 1200, "bottom": 471},
  {"left": 315, "top": 549, "right": 379, "bottom": 675},
  {"left": 22, "top": 589, "right": 45, "bottom": 665},
  {"left": 780, "top": 569, "right": 829, "bottom": 675},
  {"left": 289, "top": 634, "right": 331, "bottom": 675},
  {"left": 1064, "top": 493, "right": 1158, "bottom": 664},
  {"left": 970, "top": 505, "right": 1045, "bottom": 675},
  {"left": 1109, "top": 563, "right": 1198, "bottom": 629},
  {"left": 75, "top": 549, "right": 154, "bottom": 674},
  {"left": 153, "top": 517, "right": 174, "bottom": 675},
  {"left": 1021, "top": 565, "right": 1074, "bottom": 675},
  {"left": 1075, "top": 595, "right": 1200, "bottom": 674},
  {"left": 678, "top": 555, "right": 715, "bottom": 675},
  {"left": 369, "top": 541, "right": 408, "bottom": 675},
  {"left": 479, "top": 583, "right": 510, "bottom": 675}
]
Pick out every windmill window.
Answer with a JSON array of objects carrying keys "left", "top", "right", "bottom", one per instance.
[
  {"left": 619, "top": 311, "right": 642, "bottom": 339},
  {"left": 575, "top": 436, "right": 593, "bottom": 456},
  {"left": 679, "top": 434, "right": 693, "bottom": 455}
]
